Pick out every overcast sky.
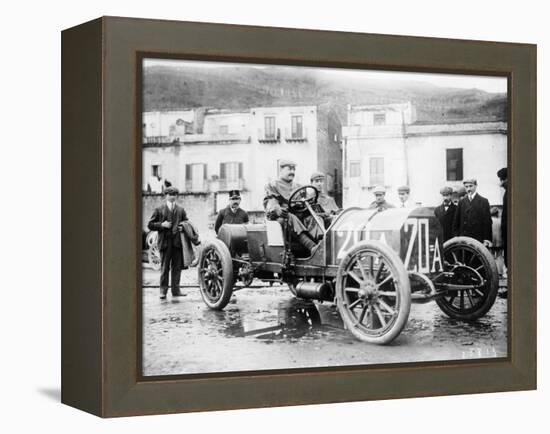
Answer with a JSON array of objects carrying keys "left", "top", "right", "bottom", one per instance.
[{"left": 143, "top": 58, "right": 507, "bottom": 94}]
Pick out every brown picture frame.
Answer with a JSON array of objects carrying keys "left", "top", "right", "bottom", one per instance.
[{"left": 61, "top": 16, "right": 536, "bottom": 417}]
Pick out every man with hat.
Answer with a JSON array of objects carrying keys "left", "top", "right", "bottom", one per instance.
[
  {"left": 263, "top": 160, "right": 320, "bottom": 254},
  {"left": 147, "top": 187, "right": 188, "bottom": 299},
  {"left": 497, "top": 167, "right": 508, "bottom": 267},
  {"left": 368, "top": 185, "right": 395, "bottom": 211},
  {"left": 434, "top": 186, "right": 457, "bottom": 242},
  {"left": 452, "top": 185, "right": 467, "bottom": 206},
  {"left": 310, "top": 171, "right": 339, "bottom": 215},
  {"left": 214, "top": 189, "right": 249, "bottom": 234},
  {"left": 397, "top": 185, "right": 414, "bottom": 208},
  {"left": 452, "top": 178, "right": 492, "bottom": 247}
]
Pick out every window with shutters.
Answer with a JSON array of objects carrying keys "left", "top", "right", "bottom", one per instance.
[
  {"left": 264, "top": 116, "right": 276, "bottom": 139},
  {"left": 185, "top": 163, "right": 208, "bottom": 192},
  {"left": 151, "top": 164, "right": 161, "bottom": 178},
  {"left": 349, "top": 161, "right": 361, "bottom": 178},
  {"left": 446, "top": 148, "right": 463, "bottom": 181},
  {"left": 369, "top": 157, "right": 384, "bottom": 186},
  {"left": 373, "top": 113, "right": 386, "bottom": 126},
  {"left": 291, "top": 115, "right": 303, "bottom": 139},
  {"left": 219, "top": 162, "right": 244, "bottom": 190}
]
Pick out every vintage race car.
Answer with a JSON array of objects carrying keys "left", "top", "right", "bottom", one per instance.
[{"left": 197, "top": 186, "right": 499, "bottom": 344}]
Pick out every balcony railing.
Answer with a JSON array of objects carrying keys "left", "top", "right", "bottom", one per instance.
[
  {"left": 144, "top": 132, "right": 251, "bottom": 146},
  {"left": 144, "top": 135, "right": 171, "bottom": 145},
  {"left": 218, "top": 178, "right": 245, "bottom": 192},
  {"left": 184, "top": 180, "right": 209, "bottom": 193},
  {"left": 284, "top": 135, "right": 307, "bottom": 143},
  {"left": 173, "top": 132, "right": 251, "bottom": 144}
]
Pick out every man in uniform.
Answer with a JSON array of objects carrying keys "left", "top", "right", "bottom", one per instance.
[
  {"left": 397, "top": 185, "right": 414, "bottom": 208},
  {"left": 264, "top": 160, "right": 320, "bottom": 254},
  {"left": 368, "top": 185, "right": 395, "bottom": 211},
  {"left": 497, "top": 167, "right": 508, "bottom": 267},
  {"left": 147, "top": 187, "right": 188, "bottom": 299},
  {"left": 310, "top": 171, "right": 339, "bottom": 215},
  {"left": 434, "top": 186, "right": 457, "bottom": 242},
  {"left": 452, "top": 179, "right": 493, "bottom": 247},
  {"left": 214, "top": 189, "right": 249, "bottom": 234}
]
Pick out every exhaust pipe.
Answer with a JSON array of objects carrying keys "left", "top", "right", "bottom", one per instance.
[{"left": 295, "top": 281, "right": 334, "bottom": 301}]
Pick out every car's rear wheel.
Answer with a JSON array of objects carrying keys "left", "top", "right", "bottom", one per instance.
[
  {"left": 198, "top": 239, "right": 234, "bottom": 310},
  {"left": 336, "top": 241, "right": 411, "bottom": 344},
  {"left": 436, "top": 236, "right": 499, "bottom": 320}
]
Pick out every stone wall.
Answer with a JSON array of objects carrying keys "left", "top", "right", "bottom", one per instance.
[
  {"left": 142, "top": 193, "right": 267, "bottom": 241},
  {"left": 142, "top": 192, "right": 215, "bottom": 236}
]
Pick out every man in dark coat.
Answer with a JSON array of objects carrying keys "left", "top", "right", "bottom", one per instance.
[
  {"left": 147, "top": 187, "right": 188, "bottom": 299},
  {"left": 497, "top": 167, "right": 508, "bottom": 266},
  {"left": 214, "top": 190, "right": 249, "bottom": 234},
  {"left": 452, "top": 179, "right": 493, "bottom": 247},
  {"left": 434, "top": 186, "right": 457, "bottom": 242}
]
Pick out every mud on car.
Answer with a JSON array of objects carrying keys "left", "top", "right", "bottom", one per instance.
[{"left": 197, "top": 186, "right": 499, "bottom": 344}]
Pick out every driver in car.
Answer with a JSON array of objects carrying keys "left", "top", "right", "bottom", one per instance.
[{"left": 263, "top": 160, "right": 324, "bottom": 255}]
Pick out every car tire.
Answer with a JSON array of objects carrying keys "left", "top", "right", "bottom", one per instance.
[
  {"left": 436, "top": 236, "right": 499, "bottom": 320},
  {"left": 336, "top": 240, "right": 411, "bottom": 345},
  {"left": 198, "top": 238, "right": 234, "bottom": 310}
]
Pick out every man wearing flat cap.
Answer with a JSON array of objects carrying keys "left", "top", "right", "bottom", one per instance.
[
  {"left": 263, "top": 160, "right": 320, "bottom": 254},
  {"left": 368, "top": 185, "right": 395, "bottom": 211},
  {"left": 397, "top": 185, "right": 414, "bottom": 208},
  {"left": 497, "top": 167, "right": 508, "bottom": 267},
  {"left": 214, "top": 190, "right": 249, "bottom": 234},
  {"left": 452, "top": 179, "right": 493, "bottom": 247},
  {"left": 452, "top": 185, "right": 467, "bottom": 206},
  {"left": 434, "top": 186, "right": 457, "bottom": 242},
  {"left": 310, "top": 172, "right": 339, "bottom": 215},
  {"left": 147, "top": 187, "right": 188, "bottom": 299}
]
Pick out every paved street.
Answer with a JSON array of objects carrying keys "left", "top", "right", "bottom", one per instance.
[{"left": 142, "top": 267, "right": 508, "bottom": 376}]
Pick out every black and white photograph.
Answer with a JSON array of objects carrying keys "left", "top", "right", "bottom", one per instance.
[
  {"left": 140, "top": 58, "right": 509, "bottom": 377},
  {"left": 2, "top": 0, "right": 545, "bottom": 428}
]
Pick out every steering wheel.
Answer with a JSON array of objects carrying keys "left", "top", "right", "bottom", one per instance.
[{"left": 288, "top": 186, "right": 319, "bottom": 213}]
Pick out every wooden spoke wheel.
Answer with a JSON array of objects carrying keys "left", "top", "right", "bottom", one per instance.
[
  {"left": 336, "top": 241, "right": 411, "bottom": 344},
  {"left": 198, "top": 239, "right": 234, "bottom": 310},
  {"left": 436, "top": 236, "right": 499, "bottom": 321}
]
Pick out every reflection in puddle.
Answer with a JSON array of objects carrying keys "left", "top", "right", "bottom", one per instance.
[{"left": 216, "top": 299, "right": 341, "bottom": 342}]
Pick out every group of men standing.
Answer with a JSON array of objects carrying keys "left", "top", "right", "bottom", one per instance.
[
  {"left": 147, "top": 159, "right": 508, "bottom": 299},
  {"left": 434, "top": 168, "right": 508, "bottom": 268},
  {"left": 363, "top": 169, "right": 508, "bottom": 267}
]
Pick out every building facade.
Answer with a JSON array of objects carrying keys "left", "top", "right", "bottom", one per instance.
[
  {"left": 142, "top": 105, "right": 342, "bottom": 229},
  {"left": 342, "top": 103, "right": 507, "bottom": 208}
]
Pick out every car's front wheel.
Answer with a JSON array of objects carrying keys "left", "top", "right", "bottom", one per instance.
[
  {"left": 336, "top": 240, "right": 411, "bottom": 344},
  {"left": 198, "top": 239, "right": 234, "bottom": 310}
]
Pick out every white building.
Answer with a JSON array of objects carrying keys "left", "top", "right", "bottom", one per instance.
[
  {"left": 142, "top": 110, "right": 196, "bottom": 141},
  {"left": 342, "top": 103, "right": 507, "bottom": 207},
  {"left": 142, "top": 105, "right": 342, "bottom": 214}
]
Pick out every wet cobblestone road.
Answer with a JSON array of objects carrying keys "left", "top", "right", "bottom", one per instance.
[{"left": 142, "top": 268, "right": 508, "bottom": 376}]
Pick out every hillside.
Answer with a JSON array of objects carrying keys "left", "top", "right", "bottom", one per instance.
[{"left": 143, "top": 65, "right": 507, "bottom": 124}]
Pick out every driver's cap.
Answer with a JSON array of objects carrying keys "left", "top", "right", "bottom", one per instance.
[
  {"left": 279, "top": 159, "right": 296, "bottom": 168},
  {"left": 310, "top": 171, "right": 325, "bottom": 182},
  {"left": 372, "top": 185, "right": 386, "bottom": 194}
]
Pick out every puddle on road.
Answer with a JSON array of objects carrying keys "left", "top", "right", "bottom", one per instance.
[{"left": 209, "top": 298, "right": 343, "bottom": 342}]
